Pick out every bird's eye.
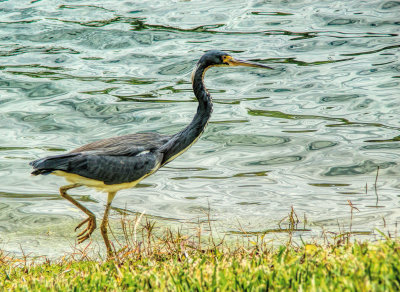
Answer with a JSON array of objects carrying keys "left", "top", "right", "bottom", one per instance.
[{"left": 222, "top": 55, "right": 232, "bottom": 65}]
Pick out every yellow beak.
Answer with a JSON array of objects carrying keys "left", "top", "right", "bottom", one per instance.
[{"left": 228, "top": 58, "right": 273, "bottom": 69}]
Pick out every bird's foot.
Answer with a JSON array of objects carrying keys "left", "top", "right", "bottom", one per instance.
[{"left": 75, "top": 216, "right": 96, "bottom": 244}]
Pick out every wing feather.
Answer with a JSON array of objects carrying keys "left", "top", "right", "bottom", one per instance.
[
  {"left": 30, "top": 132, "right": 169, "bottom": 184},
  {"left": 70, "top": 132, "right": 170, "bottom": 156}
]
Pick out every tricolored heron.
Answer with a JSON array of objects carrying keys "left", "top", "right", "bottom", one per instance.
[{"left": 30, "top": 50, "right": 272, "bottom": 256}]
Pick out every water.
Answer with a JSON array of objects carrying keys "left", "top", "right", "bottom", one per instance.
[{"left": 0, "top": 0, "right": 399, "bottom": 257}]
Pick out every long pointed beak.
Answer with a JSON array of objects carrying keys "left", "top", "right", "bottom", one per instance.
[{"left": 229, "top": 58, "right": 273, "bottom": 69}]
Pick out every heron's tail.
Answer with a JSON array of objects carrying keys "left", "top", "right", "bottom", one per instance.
[{"left": 30, "top": 153, "right": 80, "bottom": 175}]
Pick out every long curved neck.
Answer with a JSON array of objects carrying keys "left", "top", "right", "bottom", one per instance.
[{"left": 161, "top": 63, "right": 213, "bottom": 164}]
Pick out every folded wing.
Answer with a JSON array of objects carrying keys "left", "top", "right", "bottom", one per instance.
[{"left": 30, "top": 133, "right": 170, "bottom": 185}]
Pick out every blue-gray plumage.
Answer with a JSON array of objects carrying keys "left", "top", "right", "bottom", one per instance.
[
  {"left": 31, "top": 133, "right": 169, "bottom": 184},
  {"left": 29, "top": 50, "right": 273, "bottom": 256}
]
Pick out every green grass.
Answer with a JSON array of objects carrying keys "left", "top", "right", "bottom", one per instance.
[
  {"left": 0, "top": 206, "right": 398, "bottom": 291},
  {"left": 1, "top": 231, "right": 400, "bottom": 291}
]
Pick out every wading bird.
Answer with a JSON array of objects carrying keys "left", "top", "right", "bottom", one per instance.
[{"left": 30, "top": 50, "right": 272, "bottom": 256}]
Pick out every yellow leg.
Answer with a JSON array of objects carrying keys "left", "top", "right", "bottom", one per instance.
[
  {"left": 100, "top": 191, "right": 117, "bottom": 257},
  {"left": 60, "top": 184, "right": 96, "bottom": 244}
]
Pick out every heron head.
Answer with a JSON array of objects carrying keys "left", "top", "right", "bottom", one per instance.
[{"left": 198, "top": 50, "right": 273, "bottom": 69}]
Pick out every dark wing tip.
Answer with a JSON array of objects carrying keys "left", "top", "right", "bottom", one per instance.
[
  {"left": 31, "top": 169, "right": 52, "bottom": 175},
  {"left": 29, "top": 158, "right": 43, "bottom": 168},
  {"left": 31, "top": 170, "right": 40, "bottom": 175}
]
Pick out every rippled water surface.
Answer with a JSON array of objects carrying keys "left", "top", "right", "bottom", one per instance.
[{"left": 1, "top": 0, "right": 400, "bottom": 256}]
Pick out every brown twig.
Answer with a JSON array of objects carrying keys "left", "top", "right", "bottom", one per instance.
[{"left": 374, "top": 166, "right": 380, "bottom": 206}]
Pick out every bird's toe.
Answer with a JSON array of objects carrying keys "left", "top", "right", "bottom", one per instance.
[{"left": 75, "top": 216, "right": 97, "bottom": 243}]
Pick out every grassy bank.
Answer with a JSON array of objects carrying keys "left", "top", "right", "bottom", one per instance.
[{"left": 1, "top": 224, "right": 399, "bottom": 291}]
